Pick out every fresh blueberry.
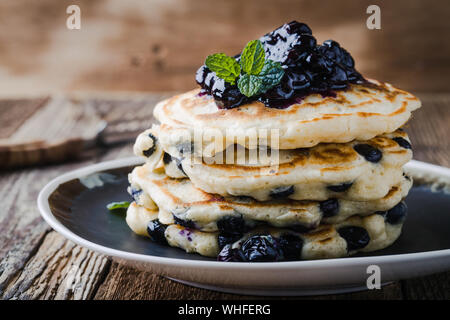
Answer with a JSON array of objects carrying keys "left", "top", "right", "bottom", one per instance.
[
  {"left": 319, "top": 199, "right": 340, "bottom": 217},
  {"left": 392, "top": 137, "right": 412, "bottom": 150},
  {"left": 142, "top": 133, "right": 157, "bottom": 157},
  {"left": 217, "top": 215, "right": 247, "bottom": 234},
  {"left": 337, "top": 226, "right": 370, "bottom": 251},
  {"left": 173, "top": 215, "right": 197, "bottom": 229},
  {"left": 218, "top": 234, "right": 242, "bottom": 250},
  {"left": 269, "top": 185, "right": 295, "bottom": 199},
  {"left": 197, "top": 21, "right": 364, "bottom": 109},
  {"left": 277, "top": 234, "right": 303, "bottom": 261},
  {"left": 318, "top": 40, "right": 355, "bottom": 69},
  {"left": 353, "top": 144, "right": 383, "bottom": 163},
  {"left": 214, "top": 85, "right": 248, "bottom": 109},
  {"left": 217, "top": 244, "right": 242, "bottom": 262},
  {"left": 147, "top": 220, "right": 167, "bottom": 245},
  {"left": 385, "top": 202, "right": 407, "bottom": 224},
  {"left": 217, "top": 215, "right": 248, "bottom": 249},
  {"left": 327, "top": 182, "right": 353, "bottom": 192},
  {"left": 195, "top": 65, "right": 209, "bottom": 86},
  {"left": 285, "top": 21, "right": 312, "bottom": 35},
  {"left": 163, "top": 152, "right": 172, "bottom": 164},
  {"left": 239, "top": 235, "right": 280, "bottom": 262}
]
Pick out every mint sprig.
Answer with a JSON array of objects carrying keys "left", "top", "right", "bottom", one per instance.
[
  {"left": 257, "top": 60, "right": 285, "bottom": 94},
  {"left": 205, "top": 53, "right": 241, "bottom": 85},
  {"left": 240, "top": 40, "right": 265, "bottom": 75},
  {"left": 204, "top": 40, "right": 284, "bottom": 98},
  {"left": 237, "top": 74, "right": 263, "bottom": 97},
  {"left": 106, "top": 201, "right": 130, "bottom": 215}
]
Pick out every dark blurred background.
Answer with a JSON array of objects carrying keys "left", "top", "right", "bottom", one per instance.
[{"left": 0, "top": 0, "right": 449, "bottom": 95}]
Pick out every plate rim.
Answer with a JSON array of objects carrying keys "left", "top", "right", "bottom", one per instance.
[{"left": 37, "top": 157, "right": 450, "bottom": 271}]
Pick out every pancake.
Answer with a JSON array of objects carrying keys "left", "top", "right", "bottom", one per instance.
[
  {"left": 128, "top": 164, "right": 412, "bottom": 231},
  {"left": 126, "top": 202, "right": 405, "bottom": 260},
  {"left": 160, "top": 130, "right": 412, "bottom": 201},
  {"left": 152, "top": 79, "right": 420, "bottom": 157}
]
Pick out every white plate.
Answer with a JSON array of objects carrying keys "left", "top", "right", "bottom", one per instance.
[{"left": 37, "top": 158, "right": 450, "bottom": 296}]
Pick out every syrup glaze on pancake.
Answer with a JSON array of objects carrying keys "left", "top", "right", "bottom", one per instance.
[{"left": 154, "top": 80, "right": 420, "bottom": 157}]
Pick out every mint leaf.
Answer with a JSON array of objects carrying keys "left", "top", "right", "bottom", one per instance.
[
  {"left": 107, "top": 201, "right": 130, "bottom": 215},
  {"left": 240, "top": 40, "right": 265, "bottom": 75},
  {"left": 237, "top": 74, "right": 263, "bottom": 97},
  {"left": 258, "top": 60, "right": 285, "bottom": 93},
  {"left": 205, "top": 53, "right": 240, "bottom": 84}
]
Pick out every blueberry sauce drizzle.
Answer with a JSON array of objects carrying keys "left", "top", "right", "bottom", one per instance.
[{"left": 196, "top": 21, "right": 365, "bottom": 109}]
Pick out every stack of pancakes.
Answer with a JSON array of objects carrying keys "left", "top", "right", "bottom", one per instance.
[{"left": 126, "top": 80, "right": 421, "bottom": 261}]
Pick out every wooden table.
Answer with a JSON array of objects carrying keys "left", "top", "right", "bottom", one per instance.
[{"left": 0, "top": 93, "right": 449, "bottom": 300}]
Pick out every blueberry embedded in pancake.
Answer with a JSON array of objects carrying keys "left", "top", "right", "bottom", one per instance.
[
  {"left": 128, "top": 164, "right": 412, "bottom": 232},
  {"left": 147, "top": 220, "right": 168, "bottom": 245},
  {"left": 337, "top": 226, "right": 371, "bottom": 251},
  {"left": 133, "top": 127, "right": 163, "bottom": 170},
  {"left": 319, "top": 199, "right": 339, "bottom": 217},
  {"left": 126, "top": 203, "right": 405, "bottom": 260},
  {"left": 174, "top": 130, "right": 413, "bottom": 201},
  {"left": 154, "top": 81, "right": 420, "bottom": 156}
]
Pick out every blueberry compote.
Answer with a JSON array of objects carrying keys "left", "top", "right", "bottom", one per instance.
[{"left": 196, "top": 21, "right": 364, "bottom": 109}]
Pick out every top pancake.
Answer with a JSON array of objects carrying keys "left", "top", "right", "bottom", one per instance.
[{"left": 154, "top": 79, "right": 420, "bottom": 156}]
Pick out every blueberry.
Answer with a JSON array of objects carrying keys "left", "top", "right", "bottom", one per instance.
[
  {"left": 173, "top": 215, "right": 197, "bottom": 229},
  {"left": 277, "top": 234, "right": 303, "bottom": 261},
  {"left": 129, "top": 187, "right": 143, "bottom": 202},
  {"left": 147, "top": 220, "right": 167, "bottom": 245},
  {"left": 338, "top": 226, "right": 370, "bottom": 251},
  {"left": 385, "top": 202, "right": 407, "bottom": 224},
  {"left": 319, "top": 199, "right": 340, "bottom": 217},
  {"left": 163, "top": 152, "right": 172, "bottom": 164},
  {"left": 142, "top": 133, "right": 157, "bottom": 157},
  {"left": 240, "top": 235, "right": 280, "bottom": 262},
  {"left": 269, "top": 185, "right": 295, "bottom": 199},
  {"left": 217, "top": 215, "right": 247, "bottom": 234},
  {"left": 318, "top": 40, "right": 355, "bottom": 69},
  {"left": 218, "top": 234, "right": 242, "bottom": 250},
  {"left": 196, "top": 21, "right": 364, "bottom": 110},
  {"left": 214, "top": 85, "right": 248, "bottom": 109},
  {"left": 217, "top": 215, "right": 248, "bottom": 249},
  {"left": 327, "top": 182, "right": 353, "bottom": 192},
  {"left": 392, "top": 137, "right": 412, "bottom": 150},
  {"left": 217, "top": 244, "right": 242, "bottom": 262},
  {"left": 195, "top": 65, "right": 209, "bottom": 86},
  {"left": 285, "top": 21, "right": 312, "bottom": 35},
  {"left": 285, "top": 71, "right": 310, "bottom": 91},
  {"left": 353, "top": 144, "right": 383, "bottom": 163},
  {"left": 329, "top": 65, "right": 348, "bottom": 89}
]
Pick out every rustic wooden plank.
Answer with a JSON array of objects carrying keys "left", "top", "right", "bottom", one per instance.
[
  {"left": 0, "top": 97, "right": 49, "bottom": 139},
  {"left": 406, "top": 94, "right": 450, "bottom": 167},
  {"left": 94, "top": 261, "right": 403, "bottom": 300},
  {"left": 402, "top": 271, "right": 450, "bottom": 300},
  {"left": 0, "top": 93, "right": 161, "bottom": 300},
  {"left": 399, "top": 95, "right": 450, "bottom": 299},
  {"left": 1, "top": 231, "right": 109, "bottom": 300},
  {"left": 0, "top": 96, "right": 116, "bottom": 299}
]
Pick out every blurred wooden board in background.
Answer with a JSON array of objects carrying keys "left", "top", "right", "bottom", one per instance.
[{"left": 0, "top": 0, "right": 449, "bottom": 96}]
